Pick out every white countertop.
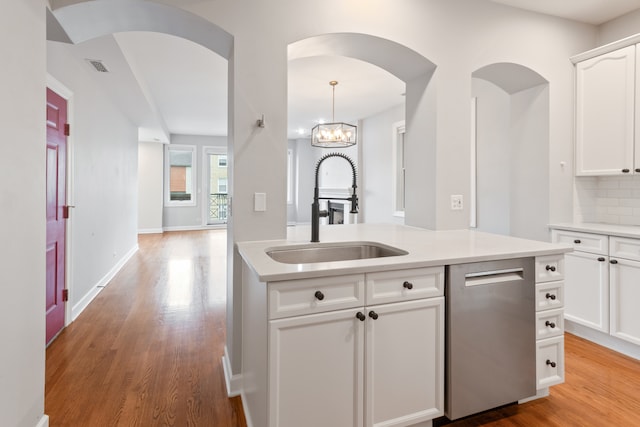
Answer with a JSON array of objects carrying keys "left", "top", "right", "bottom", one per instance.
[
  {"left": 237, "top": 223, "right": 571, "bottom": 282},
  {"left": 550, "top": 222, "right": 640, "bottom": 239}
]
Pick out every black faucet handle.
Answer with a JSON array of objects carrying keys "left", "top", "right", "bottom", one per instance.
[{"left": 350, "top": 194, "right": 359, "bottom": 214}]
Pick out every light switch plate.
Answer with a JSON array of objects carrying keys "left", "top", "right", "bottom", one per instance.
[
  {"left": 451, "top": 195, "right": 463, "bottom": 210},
  {"left": 254, "top": 192, "right": 267, "bottom": 212}
]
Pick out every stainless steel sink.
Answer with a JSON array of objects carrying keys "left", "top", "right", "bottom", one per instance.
[{"left": 265, "top": 241, "right": 408, "bottom": 264}]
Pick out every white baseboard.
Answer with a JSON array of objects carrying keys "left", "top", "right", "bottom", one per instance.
[
  {"left": 241, "top": 391, "right": 254, "bottom": 427},
  {"left": 163, "top": 224, "right": 226, "bottom": 232},
  {"left": 36, "top": 414, "right": 49, "bottom": 427},
  {"left": 138, "top": 228, "right": 163, "bottom": 234},
  {"left": 519, "top": 387, "right": 549, "bottom": 404},
  {"left": 71, "top": 244, "right": 139, "bottom": 321},
  {"left": 222, "top": 345, "right": 242, "bottom": 397},
  {"left": 566, "top": 320, "right": 640, "bottom": 360}
]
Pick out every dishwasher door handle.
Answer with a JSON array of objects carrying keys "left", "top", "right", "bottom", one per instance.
[{"left": 464, "top": 268, "right": 524, "bottom": 286}]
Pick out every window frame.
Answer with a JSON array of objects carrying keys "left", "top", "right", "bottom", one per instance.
[
  {"left": 392, "top": 121, "right": 406, "bottom": 218},
  {"left": 165, "top": 144, "right": 197, "bottom": 207},
  {"left": 287, "top": 148, "right": 294, "bottom": 205}
]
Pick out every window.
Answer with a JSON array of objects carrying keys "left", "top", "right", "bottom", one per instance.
[
  {"left": 287, "top": 149, "right": 293, "bottom": 205},
  {"left": 218, "top": 155, "right": 227, "bottom": 168},
  {"left": 218, "top": 177, "right": 228, "bottom": 194},
  {"left": 165, "top": 144, "right": 196, "bottom": 206},
  {"left": 392, "top": 121, "right": 406, "bottom": 217}
]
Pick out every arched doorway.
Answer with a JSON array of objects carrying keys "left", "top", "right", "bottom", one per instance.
[
  {"left": 287, "top": 33, "right": 439, "bottom": 229},
  {"left": 47, "top": 0, "right": 234, "bottom": 366},
  {"left": 471, "top": 62, "right": 550, "bottom": 241}
]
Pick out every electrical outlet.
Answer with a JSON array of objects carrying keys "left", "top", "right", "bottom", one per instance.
[{"left": 451, "top": 195, "right": 463, "bottom": 210}]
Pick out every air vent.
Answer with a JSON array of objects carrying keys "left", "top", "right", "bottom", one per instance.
[{"left": 86, "top": 59, "right": 109, "bottom": 73}]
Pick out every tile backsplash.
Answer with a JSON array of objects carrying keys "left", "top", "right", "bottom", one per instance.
[{"left": 575, "top": 176, "right": 640, "bottom": 225}]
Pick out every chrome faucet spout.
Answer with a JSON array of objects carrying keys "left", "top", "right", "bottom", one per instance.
[{"left": 311, "top": 152, "right": 358, "bottom": 242}]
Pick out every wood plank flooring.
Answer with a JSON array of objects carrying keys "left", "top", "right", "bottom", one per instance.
[
  {"left": 46, "top": 230, "right": 640, "bottom": 426},
  {"left": 46, "top": 230, "right": 246, "bottom": 426},
  {"left": 435, "top": 332, "right": 640, "bottom": 426}
]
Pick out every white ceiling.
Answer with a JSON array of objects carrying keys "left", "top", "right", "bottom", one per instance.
[
  {"left": 57, "top": 0, "right": 640, "bottom": 141},
  {"left": 491, "top": 0, "right": 640, "bottom": 25}
]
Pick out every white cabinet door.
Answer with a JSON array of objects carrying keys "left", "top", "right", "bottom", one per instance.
[
  {"left": 365, "top": 297, "right": 444, "bottom": 427},
  {"left": 576, "top": 45, "right": 636, "bottom": 176},
  {"left": 610, "top": 257, "right": 640, "bottom": 346},
  {"left": 269, "top": 308, "right": 365, "bottom": 427},
  {"left": 564, "top": 251, "right": 609, "bottom": 332}
]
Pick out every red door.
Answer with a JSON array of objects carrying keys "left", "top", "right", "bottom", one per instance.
[{"left": 46, "top": 88, "right": 67, "bottom": 344}]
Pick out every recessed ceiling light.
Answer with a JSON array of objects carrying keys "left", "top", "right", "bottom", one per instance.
[{"left": 297, "top": 128, "right": 305, "bottom": 135}]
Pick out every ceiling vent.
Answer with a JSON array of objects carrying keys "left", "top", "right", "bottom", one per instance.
[{"left": 86, "top": 59, "right": 109, "bottom": 73}]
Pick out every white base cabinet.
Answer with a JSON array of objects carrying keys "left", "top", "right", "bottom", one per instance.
[
  {"left": 243, "top": 264, "right": 445, "bottom": 427},
  {"left": 564, "top": 251, "right": 609, "bottom": 332},
  {"left": 243, "top": 256, "right": 563, "bottom": 427},
  {"left": 366, "top": 298, "right": 444, "bottom": 427},
  {"left": 552, "top": 228, "right": 640, "bottom": 353},
  {"left": 534, "top": 256, "right": 565, "bottom": 390},
  {"left": 609, "top": 256, "right": 640, "bottom": 346},
  {"left": 269, "top": 308, "right": 364, "bottom": 427}
]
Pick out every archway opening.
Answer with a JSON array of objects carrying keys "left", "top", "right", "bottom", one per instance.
[
  {"left": 287, "top": 33, "right": 438, "bottom": 229},
  {"left": 471, "top": 62, "right": 550, "bottom": 241}
]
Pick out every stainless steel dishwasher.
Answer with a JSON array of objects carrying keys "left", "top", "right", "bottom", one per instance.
[{"left": 445, "top": 257, "right": 536, "bottom": 420}]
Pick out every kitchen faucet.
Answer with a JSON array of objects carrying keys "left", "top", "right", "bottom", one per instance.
[{"left": 311, "top": 152, "right": 358, "bottom": 242}]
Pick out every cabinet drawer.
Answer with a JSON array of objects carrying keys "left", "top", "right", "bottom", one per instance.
[
  {"left": 536, "top": 308, "right": 564, "bottom": 340},
  {"left": 535, "top": 281, "right": 564, "bottom": 311},
  {"left": 536, "top": 336, "right": 564, "bottom": 389},
  {"left": 365, "top": 267, "right": 444, "bottom": 305},
  {"left": 610, "top": 236, "right": 640, "bottom": 261},
  {"left": 551, "top": 229, "right": 608, "bottom": 255},
  {"left": 269, "top": 274, "right": 365, "bottom": 319},
  {"left": 535, "top": 255, "right": 565, "bottom": 283}
]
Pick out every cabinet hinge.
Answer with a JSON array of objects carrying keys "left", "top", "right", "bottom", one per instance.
[
  {"left": 62, "top": 289, "right": 69, "bottom": 302},
  {"left": 64, "top": 123, "right": 70, "bottom": 136}
]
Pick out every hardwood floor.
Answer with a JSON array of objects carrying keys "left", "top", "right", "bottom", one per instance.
[
  {"left": 435, "top": 331, "right": 640, "bottom": 426},
  {"left": 46, "top": 230, "right": 640, "bottom": 426},
  {"left": 46, "top": 230, "right": 246, "bottom": 427}
]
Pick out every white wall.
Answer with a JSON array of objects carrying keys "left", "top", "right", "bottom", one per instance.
[
  {"left": 291, "top": 138, "right": 361, "bottom": 225},
  {"left": 362, "top": 104, "right": 405, "bottom": 224},
  {"left": 138, "top": 141, "right": 164, "bottom": 233},
  {"left": 510, "top": 84, "right": 550, "bottom": 241},
  {"left": 473, "top": 79, "right": 550, "bottom": 242},
  {"left": 47, "top": 40, "right": 139, "bottom": 317},
  {"left": 287, "top": 140, "right": 297, "bottom": 224},
  {"left": 163, "top": 134, "right": 227, "bottom": 229},
  {"left": 473, "top": 78, "right": 511, "bottom": 236},
  {"left": 293, "top": 138, "right": 316, "bottom": 224},
  {"left": 0, "top": 2, "right": 46, "bottom": 426},
  {"left": 598, "top": 9, "right": 640, "bottom": 45}
]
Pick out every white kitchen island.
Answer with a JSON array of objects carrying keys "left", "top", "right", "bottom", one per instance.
[{"left": 237, "top": 224, "right": 571, "bottom": 427}]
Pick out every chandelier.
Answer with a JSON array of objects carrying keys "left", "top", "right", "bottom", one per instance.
[{"left": 311, "top": 81, "right": 357, "bottom": 148}]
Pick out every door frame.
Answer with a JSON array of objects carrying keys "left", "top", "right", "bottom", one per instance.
[{"left": 47, "top": 74, "right": 75, "bottom": 327}]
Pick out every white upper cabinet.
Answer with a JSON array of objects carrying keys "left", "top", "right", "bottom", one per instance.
[{"left": 575, "top": 45, "right": 636, "bottom": 176}]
